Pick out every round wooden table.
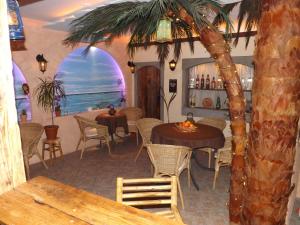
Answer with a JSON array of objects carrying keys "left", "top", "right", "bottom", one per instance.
[
  {"left": 95, "top": 112, "right": 129, "bottom": 141},
  {"left": 151, "top": 123, "right": 225, "bottom": 149},
  {"left": 151, "top": 122, "right": 225, "bottom": 190}
]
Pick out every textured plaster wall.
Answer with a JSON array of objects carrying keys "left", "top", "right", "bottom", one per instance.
[{"left": 12, "top": 18, "right": 132, "bottom": 162}]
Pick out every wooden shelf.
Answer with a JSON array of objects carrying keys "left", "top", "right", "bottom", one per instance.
[{"left": 188, "top": 88, "right": 252, "bottom": 92}]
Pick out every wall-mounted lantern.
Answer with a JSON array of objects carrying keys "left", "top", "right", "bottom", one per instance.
[
  {"left": 169, "top": 59, "right": 177, "bottom": 71},
  {"left": 36, "top": 54, "right": 48, "bottom": 73},
  {"left": 127, "top": 61, "right": 136, "bottom": 73}
]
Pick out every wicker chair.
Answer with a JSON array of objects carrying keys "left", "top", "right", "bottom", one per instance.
[
  {"left": 146, "top": 144, "right": 192, "bottom": 209},
  {"left": 118, "top": 107, "right": 143, "bottom": 145},
  {"left": 213, "top": 136, "right": 232, "bottom": 189},
  {"left": 196, "top": 117, "right": 227, "bottom": 168},
  {"left": 19, "top": 123, "right": 48, "bottom": 178},
  {"left": 116, "top": 176, "right": 185, "bottom": 224},
  {"left": 74, "top": 115, "right": 111, "bottom": 159},
  {"left": 134, "top": 118, "right": 163, "bottom": 161}
]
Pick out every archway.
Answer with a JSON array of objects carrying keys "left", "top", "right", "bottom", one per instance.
[{"left": 56, "top": 47, "right": 126, "bottom": 115}]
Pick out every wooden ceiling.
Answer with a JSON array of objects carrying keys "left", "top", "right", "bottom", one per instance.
[{"left": 18, "top": 0, "right": 43, "bottom": 7}]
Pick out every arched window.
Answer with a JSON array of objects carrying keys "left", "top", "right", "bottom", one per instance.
[
  {"left": 56, "top": 47, "right": 126, "bottom": 115},
  {"left": 12, "top": 62, "right": 31, "bottom": 121}
]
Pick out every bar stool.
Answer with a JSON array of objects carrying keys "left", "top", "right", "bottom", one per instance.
[{"left": 42, "top": 138, "right": 63, "bottom": 163}]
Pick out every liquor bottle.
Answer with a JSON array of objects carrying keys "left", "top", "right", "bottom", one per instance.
[
  {"left": 200, "top": 74, "right": 205, "bottom": 89},
  {"left": 195, "top": 75, "right": 200, "bottom": 89},
  {"left": 205, "top": 74, "right": 210, "bottom": 89},
  {"left": 216, "top": 96, "right": 221, "bottom": 109},
  {"left": 211, "top": 76, "right": 216, "bottom": 89}
]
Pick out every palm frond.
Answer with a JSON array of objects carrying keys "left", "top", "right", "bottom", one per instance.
[
  {"left": 234, "top": 0, "right": 261, "bottom": 47},
  {"left": 64, "top": 0, "right": 231, "bottom": 63}
]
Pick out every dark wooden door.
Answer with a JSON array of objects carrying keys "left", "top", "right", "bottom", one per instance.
[{"left": 136, "top": 66, "right": 160, "bottom": 119}]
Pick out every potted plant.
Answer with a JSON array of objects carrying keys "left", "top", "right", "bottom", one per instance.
[
  {"left": 35, "top": 74, "right": 66, "bottom": 140},
  {"left": 20, "top": 109, "right": 27, "bottom": 123}
]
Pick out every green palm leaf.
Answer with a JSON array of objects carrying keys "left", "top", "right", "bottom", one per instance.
[{"left": 64, "top": 0, "right": 231, "bottom": 62}]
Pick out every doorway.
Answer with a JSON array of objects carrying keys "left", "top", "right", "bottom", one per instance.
[{"left": 136, "top": 66, "right": 161, "bottom": 119}]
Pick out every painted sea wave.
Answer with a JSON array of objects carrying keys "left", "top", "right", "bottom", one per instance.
[{"left": 61, "top": 91, "right": 123, "bottom": 115}]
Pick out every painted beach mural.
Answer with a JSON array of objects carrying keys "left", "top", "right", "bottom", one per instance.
[
  {"left": 13, "top": 62, "right": 31, "bottom": 121},
  {"left": 56, "top": 47, "right": 126, "bottom": 115}
]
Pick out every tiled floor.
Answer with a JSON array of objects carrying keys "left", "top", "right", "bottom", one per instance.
[{"left": 30, "top": 135, "right": 300, "bottom": 225}]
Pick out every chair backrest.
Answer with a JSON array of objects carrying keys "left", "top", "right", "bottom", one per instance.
[
  {"left": 19, "top": 123, "right": 44, "bottom": 156},
  {"left": 146, "top": 144, "right": 192, "bottom": 176},
  {"left": 74, "top": 115, "right": 109, "bottom": 137},
  {"left": 136, "top": 118, "right": 163, "bottom": 144},
  {"left": 197, "top": 117, "right": 227, "bottom": 131},
  {"left": 216, "top": 136, "right": 233, "bottom": 164},
  {"left": 116, "top": 176, "right": 178, "bottom": 208},
  {"left": 119, "top": 107, "right": 143, "bottom": 121}
]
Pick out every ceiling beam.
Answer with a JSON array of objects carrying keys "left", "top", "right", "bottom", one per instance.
[
  {"left": 18, "top": 0, "right": 43, "bottom": 7},
  {"left": 131, "top": 31, "right": 257, "bottom": 47}
]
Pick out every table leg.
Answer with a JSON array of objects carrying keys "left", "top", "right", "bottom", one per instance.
[
  {"left": 190, "top": 164, "right": 200, "bottom": 191},
  {"left": 192, "top": 152, "right": 215, "bottom": 172}
]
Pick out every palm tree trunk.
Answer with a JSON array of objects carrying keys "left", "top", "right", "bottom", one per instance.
[
  {"left": 199, "top": 28, "right": 247, "bottom": 225},
  {"left": 242, "top": 0, "right": 300, "bottom": 224}
]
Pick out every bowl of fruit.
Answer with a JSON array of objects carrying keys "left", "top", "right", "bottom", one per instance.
[{"left": 175, "top": 121, "right": 197, "bottom": 132}]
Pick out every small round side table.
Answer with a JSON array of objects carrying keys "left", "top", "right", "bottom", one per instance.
[{"left": 42, "top": 138, "right": 63, "bottom": 163}]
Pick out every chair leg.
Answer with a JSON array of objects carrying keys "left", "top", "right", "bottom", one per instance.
[
  {"left": 105, "top": 138, "right": 112, "bottom": 156},
  {"left": 176, "top": 177, "right": 185, "bottom": 209},
  {"left": 80, "top": 141, "right": 86, "bottom": 159},
  {"left": 23, "top": 156, "right": 30, "bottom": 179},
  {"left": 136, "top": 132, "right": 139, "bottom": 146},
  {"left": 134, "top": 144, "right": 144, "bottom": 162},
  {"left": 213, "top": 167, "right": 220, "bottom": 190},
  {"left": 187, "top": 164, "right": 191, "bottom": 189},
  {"left": 208, "top": 150, "right": 212, "bottom": 168},
  {"left": 75, "top": 138, "right": 81, "bottom": 151},
  {"left": 36, "top": 152, "right": 48, "bottom": 169}
]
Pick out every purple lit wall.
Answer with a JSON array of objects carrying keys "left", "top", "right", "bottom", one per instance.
[{"left": 12, "top": 62, "right": 31, "bottom": 120}]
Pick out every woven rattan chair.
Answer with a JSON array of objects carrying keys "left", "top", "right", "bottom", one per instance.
[
  {"left": 118, "top": 107, "right": 143, "bottom": 145},
  {"left": 196, "top": 117, "right": 227, "bottom": 168},
  {"left": 146, "top": 144, "right": 192, "bottom": 209},
  {"left": 19, "top": 122, "right": 48, "bottom": 178},
  {"left": 74, "top": 115, "right": 111, "bottom": 159},
  {"left": 134, "top": 118, "right": 163, "bottom": 161},
  {"left": 116, "top": 176, "right": 185, "bottom": 224},
  {"left": 213, "top": 136, "right": 232, "bottom": 189}
]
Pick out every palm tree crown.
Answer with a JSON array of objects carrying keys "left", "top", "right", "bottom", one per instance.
[{"left": 64, "top": 0, "right": 231, "bottom": 62}]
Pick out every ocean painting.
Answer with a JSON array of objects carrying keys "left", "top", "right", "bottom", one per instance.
[
  {"left": 56, "top": 47, "right": 126, "bottom": 115},
  {"left": 13, "top": 62, "right": 32, "bottom": 121}
]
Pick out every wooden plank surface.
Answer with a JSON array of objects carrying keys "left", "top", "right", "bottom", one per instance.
[
  {"left": 0, "top": 176, "right": 179, "bottom": 225},
  {"left": 0, "top": 190, "right": 87, "bottom": 225}
]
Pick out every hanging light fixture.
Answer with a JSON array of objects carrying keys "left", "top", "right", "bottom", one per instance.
[
  {"left": 127, "top": 61, "right": 136, "bottom": 73},
  {"left": 36, "top": 54, "right": 48, "bottom": 73},
  {"left": 156, "top": 18, "right": 172, "bottom": 43},
  {"left": 7, "top": 0, "right": 24, "bottom": 40},
  {"left": 169, "top": 59, "right": 177, "bottom": 71}
]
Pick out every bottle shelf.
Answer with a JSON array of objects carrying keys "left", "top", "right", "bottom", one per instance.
[{"left": 188, "top": 88, "right": 252, "bottom": 92}]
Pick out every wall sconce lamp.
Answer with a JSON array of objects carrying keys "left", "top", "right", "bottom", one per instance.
[
  {"left": 169, "top": 59, "right": 177, "bottom": 71},
  {"left": 127, "top": 61, "right": 136, "bottom": 73},
  {"left": 36, "top": 54, "right": 48, "bottom": 73}
]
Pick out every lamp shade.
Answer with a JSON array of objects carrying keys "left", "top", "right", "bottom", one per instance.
[
  {"left": 156, "top": 18, "right": 172, "bottom": 43},
  {"left": 169, "top": 59, "right": 176, "bottom": 71},
  {"left": 36, "top": 54, "right": 48, "bottom": 73},
  {"left": 7, "top": 0, "right": 24, "bottom": 40}
]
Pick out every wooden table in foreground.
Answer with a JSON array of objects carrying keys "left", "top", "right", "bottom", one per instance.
[{"left": 0, "top": 176, "right": 180, "bottom": 225}]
